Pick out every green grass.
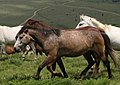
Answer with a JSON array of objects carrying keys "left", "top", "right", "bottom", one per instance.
[{"left": 0, "top": 53, "right": 120, "bottom": 85}]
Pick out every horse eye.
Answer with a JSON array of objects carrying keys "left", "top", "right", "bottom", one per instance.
[
  {"left": 19, "top": 36, "right": 23, "bottom": 39},
  {"left": 79, "top": 23, "right": 83, "bottom": 26}
]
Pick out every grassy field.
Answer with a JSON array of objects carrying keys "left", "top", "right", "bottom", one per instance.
[
  {"left": 0, "top": 53, "right": 120, "bottom": 85},
  {"left": 0, "top": 0, "right": 120, "bottom": 85}
]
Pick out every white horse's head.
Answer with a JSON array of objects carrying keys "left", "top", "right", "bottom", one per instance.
[
  {"left": 76, "top": 15, "right": 106, "bottom": 30},
  {"left": 14, "top": 32, "right": 34, "bottom": 52},
  {"left": 76, "top": 15, "right": 95, "bottom": 29}
]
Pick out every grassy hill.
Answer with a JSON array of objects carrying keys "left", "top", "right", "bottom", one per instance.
[{"left": 0, "top": 0, "right": 119, "bottom": 27}]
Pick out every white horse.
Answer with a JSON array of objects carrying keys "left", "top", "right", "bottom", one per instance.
[
  {"left": 76, "top": 15, "right": 120, "bottom": 50},
  {"left": 0, "top": 25, "right": 37, "bottom": 59},
  {"left": 0, "top": 25, "right": 22, "bottom": 43}
]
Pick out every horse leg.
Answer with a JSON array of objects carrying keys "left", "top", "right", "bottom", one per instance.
[
  {"left": 0, "top": 45, "right": 3, "bottom": 57},
  {"left": 22, "top": 49, "right": 28, "bottom": 59},
  {"left": 29, "top": 42, "right": 37, "bottom": 59},
  {"left": 56, "top": 57, "right": 68, "bottom": 78},
  {"left": 47, "top": 57, "right": 68, "bottom": 78},
  {"left": 101, "top": 54, "right": 112, "bottom": 78},
  {"left": 52, "top": 61, "right": 56, "bottom": 71},
  {"left": 47, "top": 62, "right": 61, "bottom": 78},
  {"left": 78, "top": 51, "right": 95, "bottom": 79},
  {"left": 34, "top": 54, "right": 56, "bottom": 80},
  {"left": 92, "top": 53, "right": 100, "bottom": 79},
  {"left": 0, "top": 44, "right": 6, "bottom": 57},
  {"left": 35, "top": 44, "right": 42, "bottom": 56},
  {"left": 95, "top": 45, "right": 112, "bottom": 79}
]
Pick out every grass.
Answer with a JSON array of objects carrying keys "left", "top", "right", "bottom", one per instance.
[{"left": 0, "top": 53, "right": 120, "bottom": 85}]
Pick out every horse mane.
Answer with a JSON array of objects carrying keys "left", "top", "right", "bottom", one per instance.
[
  {"left": 23, "top": 19, "right": 53, "bottom": 29},
  {"left": 90, "top": 17, "right": 105, "bottom": 28},
  {"left": 80, "top": 15, "right": 106, "bottom": 30},
  {"left": 17, "top": 19, "right": 61, "bottom": 38}
]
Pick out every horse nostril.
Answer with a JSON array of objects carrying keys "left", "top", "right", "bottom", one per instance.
[{"left": 14, "top": 47, "right": 21, "bottom": 52}]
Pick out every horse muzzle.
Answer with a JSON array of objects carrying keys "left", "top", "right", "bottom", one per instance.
[{"left": 14, "top": 47, "right": 21, "bottom": 52}]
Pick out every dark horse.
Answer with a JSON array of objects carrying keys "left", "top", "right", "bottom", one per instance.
[{"left": 14, "top": 19, "right": 116, "bottom": 80}]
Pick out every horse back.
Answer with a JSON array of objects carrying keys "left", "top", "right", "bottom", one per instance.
[
  {"left": 56, "top": 29, "right": 104, "bottom": 56},
  {"left": 76, "top": 26, "right": 104, "bottom": 32}
]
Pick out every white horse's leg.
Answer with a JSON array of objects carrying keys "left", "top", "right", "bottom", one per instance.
[
  {"left": 22, "top": 50, "right": 28, "bottom": 59},
  {"left": 0, "top": 45, "right": 2, "bottom": 57},
  {"left": 21, "top": 45, "right": 30, "bottom": 59},
  {"left": 0, "top": 44, "right": 6, "bottom": 57},
  {"left": 29, "top": 42, "right": 37, "bottom": 59},
  {"left": 2, "top": 44, "right": 6, "bottom": 54}
]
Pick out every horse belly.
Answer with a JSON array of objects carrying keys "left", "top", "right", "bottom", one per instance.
[
  {"left": 59, "top": 39, "right": 91, "bottom": 57},
  {"left": 58, "top": 47, "right": 90, "bottom": 57}
]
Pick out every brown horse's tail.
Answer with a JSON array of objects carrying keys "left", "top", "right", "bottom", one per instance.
[{"left": 102, "top": 32, "right": 120, "bottom": 69}]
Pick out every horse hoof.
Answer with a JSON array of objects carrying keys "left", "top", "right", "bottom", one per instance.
[
  {"left": 22, "top": 57, "right": 25, "bottom": 60},
  {"left": 34, "top": 76, "right": 39, "bottom": 80},
  {"left": 64, "top": 75, "right": 68, "bottom": 78},
  {"left": 108, "top": 74, "right": 112, "bottom": 79},
  {"left": 56, "top": 73, "right": 63, "bottom": 77},
  {"left": 51, "top": 73, "right": 63, "bottom": 78}
]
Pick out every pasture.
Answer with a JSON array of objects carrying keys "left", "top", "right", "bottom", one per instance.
[
  {"left": 0, "top": 53, "right": 120, "bottom": 85},
  {"left": 0, "top": 0, "right": 120, "bottom": 85}
]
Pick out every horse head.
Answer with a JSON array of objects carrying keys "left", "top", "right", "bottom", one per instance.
[
  {"left": 76, "top": 15, "right": 95, "bottom": 29},
  {"left": 14, "top": 30, "right": 34, "bottom": 52},
  {"left": 14, "top": 19, "right": 54, "bottom": 52}
]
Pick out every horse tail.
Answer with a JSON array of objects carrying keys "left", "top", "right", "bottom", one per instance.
[{"left": 102, "top": 32, "right": 120, "bottom": 69}]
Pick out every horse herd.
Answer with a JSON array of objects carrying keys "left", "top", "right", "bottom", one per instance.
[{"left": 0, "top": 15, "right": 120, "bottom": 80}]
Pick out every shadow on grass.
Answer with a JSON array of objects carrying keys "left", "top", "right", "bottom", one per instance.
[{"left": 0, "top": 57, "right": 9, "bottom": 61}]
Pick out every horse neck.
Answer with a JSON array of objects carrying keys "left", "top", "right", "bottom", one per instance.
[
  {"left": 91, "top": 18, "right": 106, "bottom": 30},
  {"left": 29, "top": 29, "right": 46, "bottom": 49}
]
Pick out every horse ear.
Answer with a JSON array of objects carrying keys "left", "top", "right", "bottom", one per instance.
[
  {"left": 80, "top": 14, "right": 84, "bottom": 19},
  {"left": 80, "top": 14, "right": 83, "bottom": 18}
]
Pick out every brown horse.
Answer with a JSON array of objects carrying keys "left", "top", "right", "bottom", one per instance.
[{"left": 14, "top": 19, "right": 114, "bottom": 80}]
